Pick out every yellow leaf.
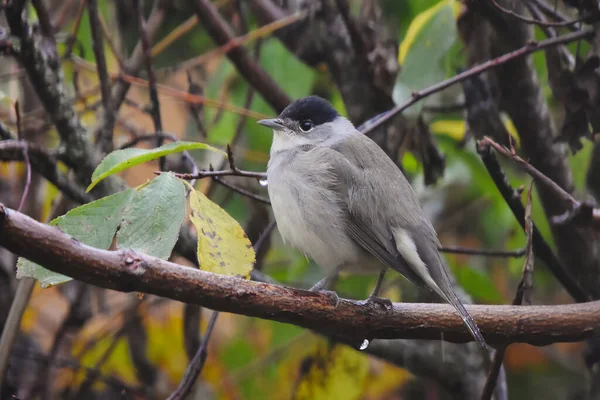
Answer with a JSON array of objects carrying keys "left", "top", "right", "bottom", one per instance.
[
  {"left": 294, "top": 339, "right": 369, "bottom": 400},
  {"left": 430, "top": 117, "right": 521, "bottom": 145},
  {"left": 399, "top": 0, "right": 461, "bottom": 64},
  {"left": 430, "top": 119, "right": 466, "bottom": 141},
  {"left": 183, "top": 180, "right": 255, "bottom": 279}
]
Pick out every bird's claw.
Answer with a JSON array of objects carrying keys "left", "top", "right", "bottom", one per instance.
[
  {"left": 358, "top": 296, "right": 393, "bottom": 311},
  {"left": 309, "top": 287, "right": 340, "bottom": 308}
]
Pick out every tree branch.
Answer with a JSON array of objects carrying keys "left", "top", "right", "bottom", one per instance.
[
  {"left": 0, "top": 203, "right": 598, "bottom": 346},
  {"left": 0, "top": 140, "right": 92, "bottom": 204},
  {"left": 87, "top": 0, "right": 115, "bottom": 155},
  {"left": 361, "top": 28, "right": 594, "bottom": 137},
  {"left": 191, "top": 0, "right": 291, "bottom": 112}
]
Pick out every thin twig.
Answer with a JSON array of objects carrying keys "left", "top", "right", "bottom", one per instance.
[
  {"left": 97, "top": 11, "right": 127, "bottom": 70},
  {"left": 11, "top": 347, "right": 142, "bottom": 394},
  {"left": 212, "top": 176, "right": 271, "bottom": 204},
  {"left": 134, "top": 0, "right": 165, "bottom": 170},
  {"left": 173, "top": 168, "right": 267, "bottom": 180},
  {"left": 438, "top": 246, "right": 526, "bottom": 258},
  {"left": 40, "top": 284, "right": 87, "bottom": 399},
  {"left": 0, "top": 140, "right": 92, "bottom": 204},
  {"left": 166, "top": 311, "right": 219, "bottom": 400},
  {"left": 530, "top": 0, "right": 583, "bottom": 28},
  {"left": 186, "top": 72, "right": 207, "bottom": 138},
  {"left": 14, "top": 102, "right": 31, "bottom": 213},
  {"left": 63, "top": 0, "right": 87, "bottom": 58},
  {"left": 481, "top": 181, "right": 536, "bottom": 400},
  {"left": 190, "top": 0, "right": 292, "bottom": 112},
  {"left": 72, "top": 300, "right": 142, "bottom": 399},
  {"left": 476, "top": 141, "right": 588, "bottom": 302},
  {"left": 362, "top": 28, "right": 594, "bottom": 137},
  {"left": 88, "top": 0, "right": 115, "bottom": 154},
  {"left": 108, "top": 0, "right": 167, "bottom": 124},
  {"left": 163, "top": 11, "right": 306, "bottom": 75},
  {"left": 487, "top": 0, "right": 586, "bottom": 27},
  {"left": 481, "top": 136, "right": 578, "bottom": 207}
]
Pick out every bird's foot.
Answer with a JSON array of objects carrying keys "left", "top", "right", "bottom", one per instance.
[
  {"left": 357, "top": 295, "right": 393, "bottom": 311},
  {"left": 308, "top": 286, "right": 340, "bottom": 308}
]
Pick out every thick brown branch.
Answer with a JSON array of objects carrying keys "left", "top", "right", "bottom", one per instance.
[{"left": 0, "top": 203, "right": 598, "bottom": 346}]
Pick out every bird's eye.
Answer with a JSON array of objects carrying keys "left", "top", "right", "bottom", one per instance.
[{"left": 299, "top": 120, "right": 313, "bottom": 132}]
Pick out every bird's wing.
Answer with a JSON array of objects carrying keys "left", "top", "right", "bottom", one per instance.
[
  {"left": 328, "top": 134, "right": 487, "bottom": 347},
  {"left": 320, "top": 136, "right": 426, "bottom": 286}
]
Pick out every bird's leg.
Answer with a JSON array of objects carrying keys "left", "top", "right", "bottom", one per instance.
[
  {"left": 358, "top": 269, "right": 393, "bottom": 311},
  {"left": 308, "top": 265, "right": 344, "bottom": 308}
]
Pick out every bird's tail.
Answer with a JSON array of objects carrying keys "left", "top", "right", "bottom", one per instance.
[{"left": 442, "top": 288, "right": 488, "bottom": 349}]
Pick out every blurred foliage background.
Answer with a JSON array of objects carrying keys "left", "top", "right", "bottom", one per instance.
[{"left": 0, "top": 0, "right": 596, "bottom": 399}]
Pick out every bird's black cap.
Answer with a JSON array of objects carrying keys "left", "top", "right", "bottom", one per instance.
[{"left": 279, "top": 96, "right": 339, "bottom": 126}]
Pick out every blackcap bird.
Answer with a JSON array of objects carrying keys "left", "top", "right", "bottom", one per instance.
[{"left": 258, "top": 95, "right": 486, "bottom": 348}]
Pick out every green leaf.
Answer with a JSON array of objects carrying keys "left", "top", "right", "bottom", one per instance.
[
  {"left": 452, "top": 264, "right": 504, "bottom": 304},
  {"left": 393, "top": 0, "right": 460, "bottom": 116},
  {"left": 116, "top": 173, "right": 186, "bottom": 259},
  {"left": 16, "top": 189, "right": 136, "bottom": 287},
  {"left": 87, "top": 141, "right": 225, "bottom": 192},
  {"left": 183, "top": 180, "right": 255, "bottom": 279}
]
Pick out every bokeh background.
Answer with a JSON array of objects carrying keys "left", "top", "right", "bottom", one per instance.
[{"left": 0, "top": 0, "right": 597, "bottom": 399}]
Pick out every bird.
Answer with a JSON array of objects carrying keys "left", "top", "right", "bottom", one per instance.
[{"left": 258, "top": 95, "right": 487, "bottom": 348}]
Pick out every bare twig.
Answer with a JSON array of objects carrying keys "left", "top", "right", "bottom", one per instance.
[
  {"left": 1, "top": 202, "right": 599, "bottom": 346},
  {"left": 438, "top": 246, "right": 526, "bottom": 258},
  {"left": 190, "top": 0, "right": 291, "bottom": 112},
  {"left": 530, "top": 0, "right": 586, "bottom": 31},
  {"left": 0, "top": 140, "right": 92, "bottom": 204},
  {"left": 212, "top": 176, "right": 271, "bottom": 204},
  {"left": 87, "top": 0, "right": 115, "bottom": 155},
  {"left": 476, "top": 141, "right": 588, "bottom": 302},
  {"left": 14, "top": 102, "right": 31, "bottom": 213},
  {"left": 134, "top": 0, "right": 165, "bottom": 170},
  {"left": 172, "top": 168, "right": 267, "bottom": 181},
  {"left": 73, "top": 300, "right": 141, "bottom": 399},
  {"left": 481, "top": 137, "right": 578, "bottom": 207},
  {"left": 0, "top": 278, "right": 37, "bottom": 395},
  {"left": 481, "top": 180, "right": 536, "bottom": 400},
  {"left": 186, "top": 72, "right": 207, "bottom": 138},
  {"left": 108, "top": 0, "right": 167, "bottom": 120},
  {"left": 11, "top": 347, "right": 141, "bottom": 394},
  {"left": 96, "top": 11, "right": 126, "bottom": 70},
  {"left": 40, "top": 284, "right": 87, "bottom": 399},
  {"left": 487, "top": 0, "right": 586, "bottom": 27},
  {"left": 168, "top": 11, "right": 306, "bottom": 74},
  {"left": 63, "top": 0, "right": 86, "bottom": 58},
  {"left": 362, "top": 28, "right": 594, "bottom": 137},
  {"left": 166, "top": 311, "right": 219, "bottom": 400},
  {"left": 204, "top": 146, "right": 271, "bottom": 204},
  {"left": 481, "top": 136, "right": 600, "bottom": 226}
]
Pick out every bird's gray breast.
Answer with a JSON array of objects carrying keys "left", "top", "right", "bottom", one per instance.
[{"left": 266, "top": 149, "right": 366, "bottom": 272}]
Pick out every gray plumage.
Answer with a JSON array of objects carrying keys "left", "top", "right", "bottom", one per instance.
[{"left": 259, "top": 96, "right": 487, "bottom": 348}]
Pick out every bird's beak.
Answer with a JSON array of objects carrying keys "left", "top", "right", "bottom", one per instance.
[{"left": 257, "top": 118, "right": 284, "bottom": 130}]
